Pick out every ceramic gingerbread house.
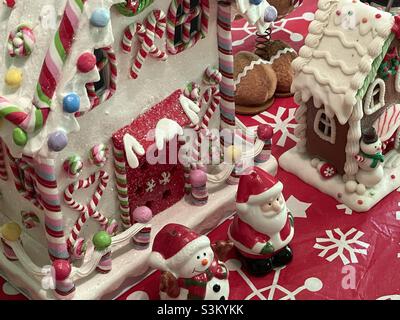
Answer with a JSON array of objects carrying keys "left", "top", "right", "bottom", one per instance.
[
  {"left": 280, "top": 0, "right": 400, "bottom": 212},
  {"left": 0, "top": 0, "right": 279, "bottom": 299}
]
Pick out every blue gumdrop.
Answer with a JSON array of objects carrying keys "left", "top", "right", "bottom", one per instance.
[
  {"left": 90, "top": 8, "right": 110, "bottom": 28},
  {"left": 63, "top": 93, "right": 80, "bottom": 113},
  {"left": 264, "top": 5, "right": 278, "bottom": 23},
  {"left": 48, "top": 131, "right": 68, "bottom": 152},
  {"left": 250, "top": 0, "right": 263, "bottom": 5}
]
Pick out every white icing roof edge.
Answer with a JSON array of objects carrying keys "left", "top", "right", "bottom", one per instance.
[{"left": 291, "top": 0, "right": 395, "bottom": 125}]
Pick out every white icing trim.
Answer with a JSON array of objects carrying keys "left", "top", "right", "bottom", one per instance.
[
  {"left": 364, "top": 78, "right": 385, "bottom": 115},
  {"left": 312, "top": 50, "right": 358, "bottom": 75},
  {"left": 154, "top": 118, "right": 184, "bottom": 151},
  {"left": 294, "top": 96, "right": 308, "bottom": 152},
  {"left": 179, "top": 95, "right": 200, "bottom": 125},
  {"left": 123, "top": 134, "right": 145, "bottom": 169},
  {"left": 313, "top": 109, "right": 336, "bottom": 144},
  {"left": 234, "top": 47, "right": 297, "bottom": 87},
  {"left": 323, "top": 29, "right": 367, "bottom": 57}
]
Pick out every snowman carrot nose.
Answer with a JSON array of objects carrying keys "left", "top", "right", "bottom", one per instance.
[{"left": 201, "top": 259, "right": 208, "bottom": 266}]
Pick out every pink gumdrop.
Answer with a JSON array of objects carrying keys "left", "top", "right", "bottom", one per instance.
[
  {"left": 257, "top": 124, "right": 274, "bottom": 140},
  {"left": 131, "top": 206, "right": 153, "bottom": 223},
  {"left": 77, "top": 52, "right": 97, "bottom": 73},
  {"left": 190, "top": 169, "right": 207, "bottom": 187},
  {"left": 52, "top": 260, "right": 72, "bottom": 280}
]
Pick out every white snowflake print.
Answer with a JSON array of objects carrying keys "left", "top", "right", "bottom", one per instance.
[
  {"left": 232, "top": 11, "right": 315, "bottom": 47},
  {"left": 396, "top": 202, "right": 400, "bottom": 221},
  {"left": 336, "top": 204, "right": 353, "bottom": 215},
  {"left": 314, "top": 228, "right": 370, "bottom": 265},
  {"left": 159, "top": 172, "right": 171, "bottom": 186},
  {"left": 286, "top": 195, "right": 312, "bottom": 219},
  {"left": 225, "top": 260, "right": 323, "bottom": 300},
  {"left": 324, "top": 167, "right": 335, "bottom": 177},
  {"left": 146, "top": 179, "right": 156, "bottom": 193},
  {"left": 252, "top": 107, "right": 298, "bottom": 147}
]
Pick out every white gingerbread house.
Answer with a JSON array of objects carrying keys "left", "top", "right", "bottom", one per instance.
[{"left": 0, "top": 0, "right": 278, "bottom": 299}]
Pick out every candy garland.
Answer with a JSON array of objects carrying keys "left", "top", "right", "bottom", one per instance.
[
  {"left": 0, "top": 0, "right": 87, "bottom": 147},
  {"left": 166, "top": 0, "right": 210, "bottom": 55},
  {"left": 113, "top": 145, "right": 131, "bottom": 229},
  {"left": 81, "top": 46, "right": 118, "bottom": 114},
  {"left": 217, "top": 2, "right": 236, "bottom": 133},
  {"left": 89, "top": 144, "right": 109, "bottom": 167},
  {"left": 63, "top": 155, "right": 83, "bottom": 178},
  {"left": 64, "top": 171, "right": 110, "bottom": 253},
  {"left": 7, "top": 25, "right": 35, "bottom": 57},
  {"left": 122, "top": 10, "right": 168, "bottom": 79},
  {"left": 0, "top": 139, "right": 8, "bottom": 181}
]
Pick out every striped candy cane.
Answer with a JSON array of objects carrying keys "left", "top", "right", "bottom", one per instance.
[
  {"left": 0, "top": 139, "right": 8, "bottom": 181},
  {"left": 80, "top": 46, "right": 118, "bottom": 115},
  {"left": 122, "top": 10, "right": 167, "bottom": 79},
  {"left": 64, "top": 171, "right": 110, "bottom": 249},
  {"left": 0, "top": 0, "right": 86, "bottom": 147}
]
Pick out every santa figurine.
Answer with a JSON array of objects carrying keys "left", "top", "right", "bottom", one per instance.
[
  {"left": 228, "top": 167, "right": 294, "bottom": 277},
  {"left": 148, "top": 223, "right": 232, "bottom": 300}
]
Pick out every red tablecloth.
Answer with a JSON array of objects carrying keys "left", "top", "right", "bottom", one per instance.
[{"left": 2, "top": 0, "right": 400, "bottom": 300}]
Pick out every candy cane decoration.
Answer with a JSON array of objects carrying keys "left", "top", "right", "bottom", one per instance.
[
  {"left": 81, "top": 46, "right": 118, "bottom": 115},
  {"left": 122, "top": 10, "right": 167, "bottom": 79},
  {"left": 0, "top": 0, "right": 86, "bottom": 147},
  {"left": 64, "top": 171, "right": 110, "bottom": 250},
  {"left": 0, "top": 139, "right": 8, "bottom": 181}
]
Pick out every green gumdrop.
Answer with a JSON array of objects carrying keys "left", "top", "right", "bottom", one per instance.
[
  {"left": 93, "top": 231, "right": 112, "bottom": 250},
  {"left": 13, "top": 128, "right": 28, "bottom": 146}
]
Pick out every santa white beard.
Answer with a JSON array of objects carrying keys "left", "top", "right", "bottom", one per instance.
[{"left": 239, "top": 202, "right": 288, "bottom": 236}]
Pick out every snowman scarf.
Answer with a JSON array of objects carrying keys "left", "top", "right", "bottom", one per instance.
[
  {"left": 177, "top": 259, "right": 228, "bottom": 300},
  {"left": 361, "top": 151, "right": 384, "bottom": 168}
]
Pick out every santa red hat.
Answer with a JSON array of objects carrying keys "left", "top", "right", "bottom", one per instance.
[
  {"left": 148, "top": 224, "right": 210, "bottom": 273},
  {"left": 236, "top": 166, "right": 282, "bottom": 206}
]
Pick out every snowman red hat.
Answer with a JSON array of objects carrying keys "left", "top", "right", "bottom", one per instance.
[
  {"left": 149, "top": 224, "right": 210, "bottom": 273},
  {"left": 236, "top": 167, "right": 283, "bottom": 207}
]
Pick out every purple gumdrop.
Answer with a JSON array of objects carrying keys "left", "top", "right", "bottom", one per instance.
[
  {"left": 264, "top": 5, "right": 278, "bottom": 23},
  {"left": 48, "top": 131, "right": 68, "bottom": 152}
]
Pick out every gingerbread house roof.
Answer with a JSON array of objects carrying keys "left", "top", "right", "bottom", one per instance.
[{"left": 292, "top": 0, "right": 395, "bottom": 125}]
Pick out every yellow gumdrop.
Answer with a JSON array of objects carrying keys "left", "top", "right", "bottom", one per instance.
[
  {"left": 1, "top": 222, "right": 22, "bottom": 241},
  {"left": 225, "top": 145, "right": 242, "bottom": 163},
  {"left": 5, "top": 68, "right": 23, "bottom": 88}
]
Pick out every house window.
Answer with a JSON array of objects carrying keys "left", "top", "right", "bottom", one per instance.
[
  {"left": 364, "top": 78, "right": 385, "bottom": 115},
  {"left": 84, "top": 47, "right": 117, "bottom": 112},
  {"left": 314, "top": 109, "right": 336, "bottom": 144},
  {"left": 166, "top": 0, "right": 209, "bottom": 55}
]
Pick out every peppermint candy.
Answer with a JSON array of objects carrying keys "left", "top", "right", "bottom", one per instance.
[{"left": 7, "top": 25, "right": 35, "bottom": 57}]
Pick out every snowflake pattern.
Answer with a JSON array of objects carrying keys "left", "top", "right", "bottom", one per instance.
[
  {"left": 252, "top": 107, "right": 298, "bottom": 147},
  {"left": 232, "top": 11, "right": 315, "bottom": 47},
  {"left": 146, "top": 179, "right": 156, "bottom": 193},
  {"left": 159, "top": 172, "right": 171, "bottom": 186},
  {"left": 314, "top": 228, "right": 370, "bottom": 265},
  {"left": 336, "top": 204, "right": 353, "bottom": 215},
  {"left": 286, "top": 195, "right": 312, "bottom": 219},
  {"left": 324, "top": 167, "right": 335, "bottom": 177},
  {"left": 226, "top": 260, "right": 323, "bottom": 300}
]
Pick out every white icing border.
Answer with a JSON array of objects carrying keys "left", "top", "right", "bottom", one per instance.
[
  {"left": 313, "top": 109, "right": 336, "bottom": 144},
  {"left": 234, "top": 47, "right": 296, "bottom": 88},
  {"left": 364, "top": 78, "right": 386, "bottom": 115}
]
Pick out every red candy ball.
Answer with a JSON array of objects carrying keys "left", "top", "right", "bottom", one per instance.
[
  {"left": 77, "top": 53, "right": 96, "bottom": 73},
  {"left": 257, "top": 124, "right": 274, "bottom": 140},
  {"left": 52, "top": 260, "right": 72, "bottom": 280}
]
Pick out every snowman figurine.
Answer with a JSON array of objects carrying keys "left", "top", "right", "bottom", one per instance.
[
  {"left": 355, "top": 127, "right": 385, "bottom": 188},
  {"left": 228, "top": 166, "right": 294, "bottom": 277},
  {"left": 148, "top": 224, "right": 231, "bottom": 300}
]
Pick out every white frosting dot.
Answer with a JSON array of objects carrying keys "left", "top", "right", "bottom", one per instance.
[
  {"left": 304, "top": 277, "right": 323, "bottom": 292},
  {"left": 290, "top": 33, "right": 304, "bottom": 42},
  {"left": 126, "top": 291, "right": 149, "bottom": 300}
]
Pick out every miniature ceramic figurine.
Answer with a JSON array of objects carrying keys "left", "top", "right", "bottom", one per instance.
[
  {"left": 228, "top": 166, "right": 294, "bottom": 277},
  {"left": 149, "top": 223, "right": 232, "bottom": 300},
  {"left": 355, "top": 128, "right": 385, "bottom": 189}
]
